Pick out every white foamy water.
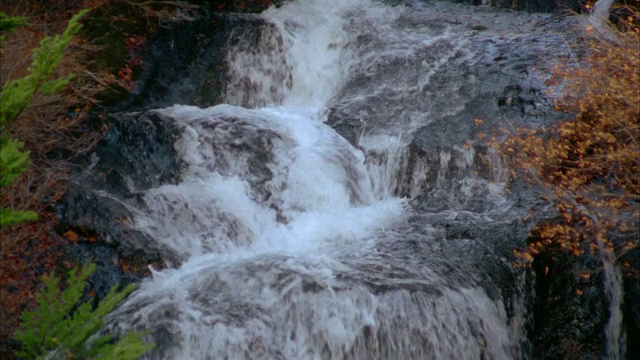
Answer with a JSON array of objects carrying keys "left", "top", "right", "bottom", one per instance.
[
  {"left": 128, "top": 104, "right": 405, "bottom": 259},
  {"left": 103, "top": 1, "right": 532, "bottom": 358},
  {"left": 263, "top": 0, "right": 362, "bottom": 107}
]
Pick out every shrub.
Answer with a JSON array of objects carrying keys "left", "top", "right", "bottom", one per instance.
[
  {"left": 14, "top": 262, "right": 154, "bottom": 360},
  {"left": 497, "top": 5, "right": 639, "bottom": 271}
]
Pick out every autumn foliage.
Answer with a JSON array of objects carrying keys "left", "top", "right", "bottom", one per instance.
[{"left": 498, "top": 8, "right": 639, "bottom": 272}]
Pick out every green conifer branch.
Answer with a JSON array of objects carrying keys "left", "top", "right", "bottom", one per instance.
[
  {"left": 0, "top": 8, "right": 88, "bottom": 228},
  {"left": 0, "top": 137, "right": 30, "bottom": 187},
  {"left": 0, "top": 9, "right": 88, "bottom": 125},
  {"left": 14, "top": 262, "right": 154, "bottom": 359},
  {"left": 0, "top": 12, "right": 28, "bottom": 46},
  {"left": 0, "top": 137, "right": 38, "bottom": 224}
]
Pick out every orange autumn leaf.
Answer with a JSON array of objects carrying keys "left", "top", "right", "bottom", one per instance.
[{"left": 64, "top": 230, "right": 79, "bottom": 243}]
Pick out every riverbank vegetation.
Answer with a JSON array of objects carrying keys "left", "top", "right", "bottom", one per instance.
[
  {"left": 1, "top": 4, "right": 106, "bottom": 355},
  {"left": 0, "top": 4, "right": 154, "bottom": 358},
  {"left": 15, "top": 262, "right": 153, "bottom": 360},
  {"left": 498, "top": 1, "right": 639, "bottom": 273}
]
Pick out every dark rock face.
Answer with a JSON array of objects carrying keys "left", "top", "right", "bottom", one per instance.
[
  {"left": 411, "top": 210, "right": 531, "bottom": 304},
  {"left": 176, "top": 114, "right": 284, "bottom": 204},
  {"left": 328, "top": 6, "right": 574, "bottom": 203},
  {"left": 128, "top": 12, "right": 226, "bottom": 110},
  {"left": 83, "top": 111, "right": 183, "bottom": 196},
  {"left": 107, "top": 11, "right": 278, "bottom": 111},
  {"left": 443, "top": 0, "right": 583, "bottom": 13},
  {"left": 527, "top": 235, "right": 637, "bottom": 360},
  {"left": 59, "top": 111, "right": 185, "bottom": 291},
  {"left": 530, "top": 249, "right": 609, "bottom": 359},
  {"left": 624, "top": 259, "right": 640, "bottom": 359}
]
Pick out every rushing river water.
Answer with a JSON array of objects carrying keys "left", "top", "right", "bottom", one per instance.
[{"left": 94, "top": 1, "right": 627, "bottom": 358}]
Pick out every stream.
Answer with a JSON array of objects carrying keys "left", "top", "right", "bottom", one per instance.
[{"left": 69, "top": 1, "right": 630, "bottom": 358}]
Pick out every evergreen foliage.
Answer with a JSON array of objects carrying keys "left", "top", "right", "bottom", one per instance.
[
  {"left": 0, "top": 9, "right": 88, "bottom": 124},
  {"left": 0, "top": 137, "right": 37, "bottom": 225},
  {"left": 14, "top": 262, "right": 154, "bottom": 359},
  {"left": 0, "top": 9, "right": 88, "bottom": 227},
  {"left": 0, "top": 12, "right": 27, "bottom": 47}
]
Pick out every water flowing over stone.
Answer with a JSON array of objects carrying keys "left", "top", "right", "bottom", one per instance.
[{"left": 62, "top": 0, "right": 633, "bottom": 358}]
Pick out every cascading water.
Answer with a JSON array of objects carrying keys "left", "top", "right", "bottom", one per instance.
[{"left": 96, "top": 0, "right": 584, "bottom": 358}]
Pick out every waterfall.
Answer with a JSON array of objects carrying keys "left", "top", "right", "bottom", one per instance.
[{"left": 96, "top": 1, "right": 569, "bottom": 358}]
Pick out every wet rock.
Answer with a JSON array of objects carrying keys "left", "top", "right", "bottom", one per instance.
[
  {"left": 98, "top": 10, "right": 281, "bottom": 111},
  {"left": 126, "top": 11, "right": 227, "bottom": 110},
  {"left": 529, "top": 248, "right": 609, "bottom": 359},
  {"left": 623, "top": 257, "right": 640, "bottom": 359},
  {"left": 328, "top": 5, "right": 573, "bottom": 203},
  {"left": 82, "top": 111, "right": 183, "bottom": 196},
  {"left": 221, "top": 15, "right": 292, "bottom": 108},
  {"left": 57, "top": 110, "right": 185, "bottom": 292},
  {"left": 443, "top": 0, "right": 583, "bottom": 13},
  {"left": 408, "top": 210, "right": 529, "bottom": 305},
  {"left": 65, "top": 242, "right": 139, "bottom": 299}
]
